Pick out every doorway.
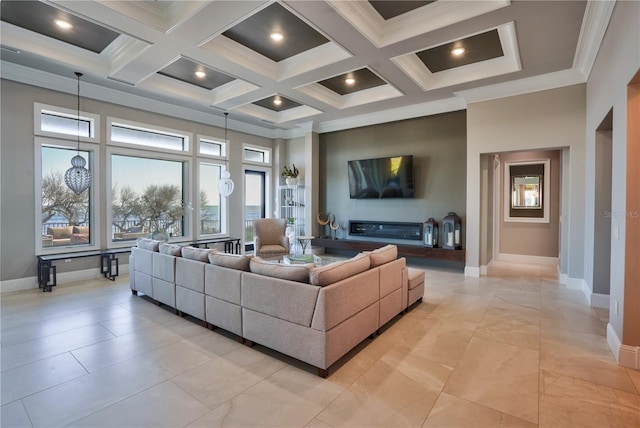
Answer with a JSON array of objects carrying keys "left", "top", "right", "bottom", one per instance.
[
  {"left": 593, "top": 109, "right": 613, "bottom": 302},
  {"left": 244, "top": 170, "right": 266, "bottom": 252}
]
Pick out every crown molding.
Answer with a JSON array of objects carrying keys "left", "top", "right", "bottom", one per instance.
[
  {"left": 315, "top": 97, "right": 467, "bottom": 135},
  {"left": 573, "top": 0, "right": 616, "bottom": 78},
  {"left": 0, "top": 61, "right": 276, "bottom": 139},
  {"left": 454, "top": 68, "right": 586, "bottom": 104}
]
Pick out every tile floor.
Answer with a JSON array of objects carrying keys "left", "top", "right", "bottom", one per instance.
[{"left": 1, "top": 261, "right": 639, "bottom": 427}]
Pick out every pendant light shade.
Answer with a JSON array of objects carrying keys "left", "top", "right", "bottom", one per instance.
[
  {"left": 64, "top": 72, "right": 92, "bottom": 195},
  {"left": 218, "top": 112, "right": 235, "bottom": 198}
]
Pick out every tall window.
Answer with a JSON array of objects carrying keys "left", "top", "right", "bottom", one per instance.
[
  {"left": 107, "top": 118, "right": 192, "bottom": 245},
  {"left": 35, "top": 102, "right": 100, "bottom": 254},
  {"left": 244, "top": 170, "right": 266, "bottom": 249},
  {"left": 40, "top": 144, "right": 94, "bottom": 250},
  {"left": 110, "top": 154, "right": 187, "bottom": 242},
  {"left": 199, "top": 162, "right": 227, "bottom": 237}
]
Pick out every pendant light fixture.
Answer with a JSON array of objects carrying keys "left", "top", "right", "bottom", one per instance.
[
  {"left": 64, "top": 72, "right": 92, "bottom": 195},
  {"left": 218, "top": 112, "right": 235, "bottom": 198}
]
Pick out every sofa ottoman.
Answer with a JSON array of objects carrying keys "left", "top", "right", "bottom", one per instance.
[{"left": 407, "top": 268, "right": 425, "bottom": 309}]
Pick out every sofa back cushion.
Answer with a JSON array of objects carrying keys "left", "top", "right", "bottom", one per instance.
[
  {"left": 181, "top": 246, "right": 212, "bottom": 262},
  {"left": 208, "top": 252, "right": 253, "bottom": 271},
  {"left": 47, "top": 226, "right": 73, "bottom": 239},
  {"left": 72, "top": 226, "right": 89, "bottom": 235},
  {"left": 250, "top": 257, "right": 312, "bottom": 283},
  {"left": 309, "top": 253, "right": 371, "bottom": 286},
  {"left": 368, "top": 244, "right": 398, "bottom": 268},
  {"left": 136, "top": 237, "right": 162, "bottom": 252},
  {"left": 159, "top": 243, "right": 183, "bottom": 256}
]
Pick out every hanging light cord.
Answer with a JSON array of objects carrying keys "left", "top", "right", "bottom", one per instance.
[
  {"left": 75, "top": 71, "right": 83, "bottom": 155},
  {"left": 224, "top": 112, "right": 228, "bottom": 142}
]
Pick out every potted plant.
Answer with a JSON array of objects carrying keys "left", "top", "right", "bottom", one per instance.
[{"left": 281, "top": 164, "right": 300, "bottom": 186}]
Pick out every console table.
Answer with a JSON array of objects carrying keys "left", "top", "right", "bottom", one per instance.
[
  {"left": 190, "top": 237, "right": 241, "bottom": 254},
  {"left": 37, "top": 248, "right": 131, "bottom": 292},
  {"left": 311, "top": 237, "right": 465, "bottom": 263}
]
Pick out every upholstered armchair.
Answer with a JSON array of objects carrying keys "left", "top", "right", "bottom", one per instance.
[{"left": 253, "top": 218, "right": 290, "bottom": 259}]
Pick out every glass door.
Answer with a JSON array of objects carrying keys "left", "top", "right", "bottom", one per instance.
[{"left": 244, "top": 170, "right": 265, "bottom": 251}]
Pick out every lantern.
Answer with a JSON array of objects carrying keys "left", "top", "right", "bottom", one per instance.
[
  {"left": 424, "top": 218, "right": 439, "bottom": 248},
  {"left": 442, "top": 212, "right": 462, "bottom": 250}
]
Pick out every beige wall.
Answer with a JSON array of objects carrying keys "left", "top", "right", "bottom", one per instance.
[
  {"left": 498, "top": 150, "right": 561, "bottom": 258},
  {"left": 585, "top": 0, "right": 640, "bottom": 348}
]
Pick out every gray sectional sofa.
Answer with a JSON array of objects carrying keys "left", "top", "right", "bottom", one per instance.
[{"left": 129, "top": 238, "right": 424, "bottom": 377}]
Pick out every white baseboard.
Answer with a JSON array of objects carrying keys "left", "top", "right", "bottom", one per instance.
[
  {"left": 590, "top": 293, "right": 610, "bottom": 309},
  {"left": 567, "top": 277, "right": 590, "bottom": 304},
  {"left": 619, "top": 345, "right": 640, "bottom": 369},
  {"left": 497, "top": 252, "right": 559, "bottom": 266},
  {"left": 559, "top": 273, "right": 568, "bottom": 285},
  {"left": 480, "top": 260, "right": 494, "bottom": 276},
  {"left": 465, "top": 266, "right": 480, "bottom": 277},
  {"left": 608, "top": 323, "right": 640, "bottom": 369},
  {"left": 0, "top": 265, "right": 129, "bottom": 294},
  {"left": 607, "top": 322, "right": 622, "bottom": 362}
]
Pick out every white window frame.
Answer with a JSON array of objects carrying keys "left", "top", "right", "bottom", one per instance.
[
  {"left": 197, "top": 134, "right": 228, "bottom": 160},
  {"left": 35, "top": 136, "right": 101, "bottom": 255},
  {"left": 106, "top": 146, "right": 192, "bottom": 248},
  {"left": 196, "top": 159, "right": 229, "bottom": 239},
  {"left": 242, "top": 143, "right": 272, "bottom": 166},
  {"left": 34, "top": 102, "right": 100, "bottom": 144},
  {"left": 106, "top": 117, "right": 192, "bottom": 155}
]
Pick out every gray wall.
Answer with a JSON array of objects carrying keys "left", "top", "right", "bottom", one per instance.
[
  {"left": 319, "top": 110, "right": 467, "bottom": 245},
  {"left": 593, "top": 131, "right": 612, "bottom": 295},
  {"left": 0, "top": 79, "right": 272, "bottom": 285},
  {"left": 584, "top": 1, "right": 640, "bottom": 343},
  {"left": 499, "top": 150, "right": 561, "bottom": 258}
]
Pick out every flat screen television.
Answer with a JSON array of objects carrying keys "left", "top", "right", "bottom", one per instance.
[{"left": 348, "top": 155, "right": 415, "bottom": 199}]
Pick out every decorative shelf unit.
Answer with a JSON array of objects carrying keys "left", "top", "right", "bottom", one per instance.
[{"left": 279, "top": 185, "right": 305, "bottom": 253}]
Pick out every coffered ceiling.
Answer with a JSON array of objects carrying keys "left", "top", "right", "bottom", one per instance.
[{"left": 0, "top": 1, "right": 614, "bottom": 138}]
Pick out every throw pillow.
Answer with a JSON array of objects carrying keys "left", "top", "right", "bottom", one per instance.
[
  {"left": 181, "top": 246, "right": 213, "bottom": 262},
  {"left": 136, "top": 237, "right": 162, "bottom": 252},
  {"left": 208, "top": 252, "right": 253, "bottom": 271},
  {"left": 368, "top": 244, "right": 398, "bottom": 267},
  {"left": 250, "top": 257, "right": 313, "bottom": 283},
  {"left": 159, "top": 243, "right": 183, "bottom": 256},
  {"left": 72, "top": 226, "right": 89, "bottom": 235},
  {"left": 309, "top": 252, "right": 371, "bottom": 286},
  {"left": 47, "top": 226, "right": 73, "bottom": 239}
]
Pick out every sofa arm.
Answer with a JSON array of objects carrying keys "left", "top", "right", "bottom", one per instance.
[{"left": 280, "top": 236, "right": 290, "bottom": 251}]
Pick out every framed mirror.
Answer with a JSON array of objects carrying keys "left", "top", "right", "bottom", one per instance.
[{"left": 504, "top": 159, "right": 549, "bottom": 223}]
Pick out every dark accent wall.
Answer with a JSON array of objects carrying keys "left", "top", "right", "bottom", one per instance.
[{"left": 319, "top": 110, "right": 466, "bottom": 246}]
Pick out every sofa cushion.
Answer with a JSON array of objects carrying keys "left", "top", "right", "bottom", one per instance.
[
  {"left": 368, "top": 244, "right": 398, "bottom": 268},
  {"left": 181, "top": 246, "right": 212, "bottom": 262},
  {"left": 136, "top": 237, "right": 162, "bottom": 252},
  {"left": 208, "top": 252, "right": 253, "bottom": 271},
  {"left": 309, "top": 253, "right": 371, "bottom": 286},
  {"left": 47, "top": 226, "right": 73, "bottom": 240},
  {"left": 159, "top": 243, "right": 183, "bottom": 256},
  {"left": 250, "top": 257, "right": 313, "bottom": 283},
  {"left": 72, "top": 226, "right": 89, "bottom": 235}
]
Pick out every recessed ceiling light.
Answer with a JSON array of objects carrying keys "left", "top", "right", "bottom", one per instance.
[
  {"left": 194, "top": 70, "right": 206, "bottom": 78},
  {"left": 54, "top": 19, "right": 73, "bottom": 30},
  {"left": 273, "top": 97, "right": 282, "bottom": 106},
  {"left": 452, "top": 47, "right": 465, "bottom": 57},
  {"left": 270, "top": 32, "right": 284, "bottom": 42},
  {"left": 345, "top": 77, "right": 356, "bottom": 85}
]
